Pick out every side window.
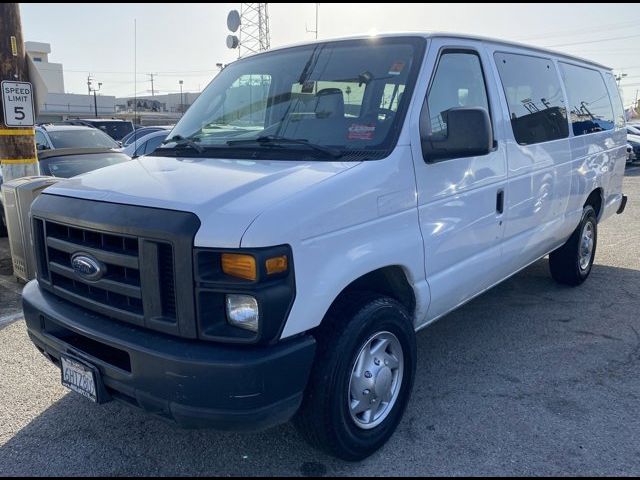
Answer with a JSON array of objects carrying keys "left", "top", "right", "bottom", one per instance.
[
  {"left": 426, "top": 51, "right": 490, "bottom": 137},
  {"left": 35, "top": 130, "right": 49, "bottom": 150},
  {"left": 560, "top": 63, "right": 615, "bottom": 135},
  {"left": 144, "top": 135, "right": 165, "bottom": 155},
  {"left": 134, "top": 142, "right": 146, "bottom": 157},
  {"left": 494, "top": 52, "right": 569, "bottom": 145},
  {"left": 603, "top": 72, "right": 625, "bottom": 128}
]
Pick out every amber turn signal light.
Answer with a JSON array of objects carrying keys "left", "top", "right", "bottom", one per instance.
[
  {"left": 266, "top": 255, "right": 288, "bottom": 275},
  {"left": 221, "top": 253, "right": 257, "bottom": 281}
]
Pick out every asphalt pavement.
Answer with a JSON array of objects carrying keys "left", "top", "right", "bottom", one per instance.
[{"left": 0, "top": 167, "right": 639, "bottom": 476}]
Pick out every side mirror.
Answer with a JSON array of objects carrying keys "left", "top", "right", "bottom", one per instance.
[
  {"left": 420, "top": 106, "right": 493, "bottom": 163},
  {"left": 37, "top": 143, "right": 49, "bottom": 151}
]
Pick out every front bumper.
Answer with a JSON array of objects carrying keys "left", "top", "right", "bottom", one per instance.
[{"left": 22, "top": 280, "right": 316, "bottom": 431}]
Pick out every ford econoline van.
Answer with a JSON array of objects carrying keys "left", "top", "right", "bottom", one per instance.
[{"left": 23, "top": 33, "right": 627, "bottom": 460}]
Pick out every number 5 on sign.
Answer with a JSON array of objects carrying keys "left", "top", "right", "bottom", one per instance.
[{"left": 2, "top": 81, "right": 35, "bottom": 127}]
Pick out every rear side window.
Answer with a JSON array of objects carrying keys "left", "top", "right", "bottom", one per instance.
[
  {"left": 494, "top": 52, "right": 568, "bottom": 145},
  {"left": 35, "top": 130, "right": 49, "bottom": 149},
  {"left": 603, "top": 72, "right": 625, "bottom": 128},
  {"left": 426, "top": 51, "right": 490, "bottom": 137},
  {"left": 559, "top": 63, "right": 615, "bottom": 136},
  {"left": 144, "top": 134, "right": 166, "bottom": 155}
]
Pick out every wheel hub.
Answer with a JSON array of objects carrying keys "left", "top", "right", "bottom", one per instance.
[
  {"left": 579, "top": 221, "right": 594, "bottom": 271},
  {"left": 348, "top": 331, "right": 404, "bottom": 430}
]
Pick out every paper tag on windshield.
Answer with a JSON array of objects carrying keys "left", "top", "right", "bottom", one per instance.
[{"left": 348, "top": 123, "right": 376, "bottom": 140}]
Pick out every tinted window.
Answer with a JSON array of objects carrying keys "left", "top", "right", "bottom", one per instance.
[
  {"left": 603, "top": 72, "right": 625, "bottom": 128},
  {"left": 39, "top": 152, "right": 130, "bottom": 177},
  {"left": 123, "top": 127, "right": 162, "bottom": 146},
  {"left": 87, "top": 121, "right": 134, "bottom": 140},
  {"left": 427, "top": 51, "right": 490, "bottom": 137},
  {"left": 143, "top": 134, "right": 167, "bottom": 154},
  {"left": 494, "top": 52, "right": 568, "bottom": 145},
  {"left": 35, "top": 130, "right": 49, "bottom": 149},
  {"left": 560, "top": 63, "right": 614, "bottom": 135},
  {"left": 47, "top": 129, "right": 119, "bottom": 149}
]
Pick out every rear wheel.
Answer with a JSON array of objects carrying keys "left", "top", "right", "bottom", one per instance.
[
  {"left": 549, "top": 205, "right": 597, "bottom": 286},
  {"left": 294, "top": 292, "right": 416, "bottom": 461}
]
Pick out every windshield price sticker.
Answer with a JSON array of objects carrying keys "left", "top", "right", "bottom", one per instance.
[{"left": 2, "top": 81, "right": 35, "bottom": 127}]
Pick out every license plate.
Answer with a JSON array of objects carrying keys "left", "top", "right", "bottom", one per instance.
[{"left": 61, "top": 355, "right": 98, "bottom": 403}]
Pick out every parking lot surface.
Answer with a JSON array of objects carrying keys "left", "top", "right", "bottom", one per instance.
[{"left": 0, "top": 168, "right": 639, "bottom": 476}]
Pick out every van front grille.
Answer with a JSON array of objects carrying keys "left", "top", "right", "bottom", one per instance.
[{"left": 30, "top": 194, "right": 200, "bottom": 339}]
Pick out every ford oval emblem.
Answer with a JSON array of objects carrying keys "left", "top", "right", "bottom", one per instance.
[{"left": 71, "top": 253, "right": 105, "bottom": 281}]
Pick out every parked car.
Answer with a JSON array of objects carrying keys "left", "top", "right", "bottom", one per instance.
[
  {"left": 120, "top": 126, "right": 172, "bottom": 147},
  {"left": 58, "top": 118, "right": 135, "bottom": 141},
  {"left": 627, "top": 134, "right": 640, "bottom": 163},
  {"left": 23, "top": 33, "right": 627, "bottom": 461},
  {"left": 626, "top": 125, "right": 640, "bottom": 136},
  {"left": 121, "top": 129, "right": 169, "bottom": 158},
  {"left": 35, "top": 125, "right": 120, "bottom": 151},
  {"left": 37, "top": 148, "right": 131, "bottom": 177},
  {"left": 0, "top": 148, "right": 130, "bottom": 237}
]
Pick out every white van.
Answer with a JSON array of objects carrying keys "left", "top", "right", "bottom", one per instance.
[{"left": 23, "top": 33, "right": 627, "bottom": 460}]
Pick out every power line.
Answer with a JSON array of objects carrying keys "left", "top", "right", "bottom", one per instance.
[
  {"left": 544, "top": 33, "right": 640, "bottom": 48},
  {"left": 517, "top": 18, "right": 640, "bottom": 41}
]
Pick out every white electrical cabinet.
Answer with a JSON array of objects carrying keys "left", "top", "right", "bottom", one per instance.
[{"left": 1, "top": 176, "right": 62, "bottom": 282}]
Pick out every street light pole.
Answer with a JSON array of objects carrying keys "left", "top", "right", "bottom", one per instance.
[{"left": 179, "top": 80, "right": 183, "bottom": 115}]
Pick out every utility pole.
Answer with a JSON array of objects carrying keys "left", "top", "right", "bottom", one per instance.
[
  {"left": 0, "top": 3, "right": 39, "bottom": 182},
  {"left": 178, "top": 79, "right": 183, "bottom": 115},
  {"left": 147, "top": 73, "right": 156, "bottom": 97},
  {"left": 88, "top": 80, "right": 102, "bottom": 118},
  {"left": 87, "top": 76, "right": 101, "bottom": 117}
]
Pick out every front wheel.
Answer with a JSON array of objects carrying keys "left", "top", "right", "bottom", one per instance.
[
  {"left": 549, "top": 205, "right": 597, "bottom": 286},
  {"left": 294, "top": 292, "right": 416, "bottom": 461}
]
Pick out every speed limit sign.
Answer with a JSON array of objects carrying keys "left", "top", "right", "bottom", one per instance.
[{"left": 2, "top": 80, "right": 35, "bottom": 127}]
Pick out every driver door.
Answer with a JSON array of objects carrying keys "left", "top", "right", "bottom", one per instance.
[{"left": 409, "top": 38, "right": 508, "bottom": 322}]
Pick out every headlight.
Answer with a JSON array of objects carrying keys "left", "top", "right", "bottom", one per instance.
[{"left": 226, "top": 294, "right": 259, "bottom": 332}]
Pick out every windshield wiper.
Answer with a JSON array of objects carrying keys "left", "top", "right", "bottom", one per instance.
[
  {"left": 226, "top": 135, "right": 342, "bottom": 159},
  {"left": 161, "top": 135, "right": 204, "bottom": 153}
]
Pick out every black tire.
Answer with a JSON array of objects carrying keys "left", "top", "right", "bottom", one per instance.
[
  {"left": 0, "top": 210, "right": 7, "bottom": 237},
  {"left": 294, "top": 292, "right": 416, "bottom": 461},
  {"left": 549, "top": 205, "right": 597, "bottom": 286}
]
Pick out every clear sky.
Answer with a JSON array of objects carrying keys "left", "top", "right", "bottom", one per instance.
[{"left": 19, "top": 3, "right": 640, "bottom": 106}]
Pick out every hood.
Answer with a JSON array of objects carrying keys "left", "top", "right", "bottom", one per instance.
[{"left": 45, "top": 155, "right": 359, "bottom": 247}]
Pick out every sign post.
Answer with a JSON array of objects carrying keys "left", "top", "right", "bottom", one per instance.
[{"left": 0, "top": 3, "right": 40, "bottom": 183}]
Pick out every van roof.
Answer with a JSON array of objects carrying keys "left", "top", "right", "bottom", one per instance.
[{"left": 251, "top": 32, "right": 611, "bottom": 71}]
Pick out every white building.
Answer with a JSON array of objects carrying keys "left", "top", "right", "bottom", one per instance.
[
  {"left": 115, "top": 92, "right": 201, "bottom": 125},
  {"left": 25, "top": 41, "right": 116, "bottom": 123}
]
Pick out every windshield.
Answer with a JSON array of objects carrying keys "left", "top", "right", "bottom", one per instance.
[
  {"left": 160, "top": 37, "right": 425, "bottom": 160},
  {"left": 39, "top": 152, "right": 130, "bottom": 178},
  {"left": 48, "top": 129, "right": 120, "bottom": 149}
]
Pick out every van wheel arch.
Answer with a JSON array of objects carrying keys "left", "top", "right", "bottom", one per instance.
[
  {"left": 584, "top": 188, "right": 603, "bottom": 221},
  {"left": 319, "top": 266, "right": 417, "bottom": 329}
]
